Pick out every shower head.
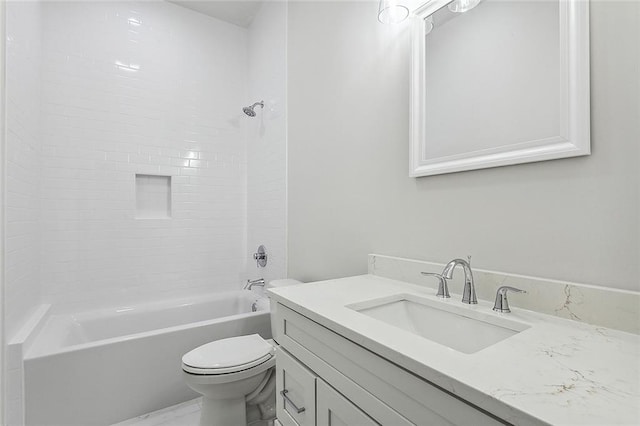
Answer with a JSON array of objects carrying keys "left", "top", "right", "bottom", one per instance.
[{"left": 243, "top": 101, "right": 264, "bottom": 117}]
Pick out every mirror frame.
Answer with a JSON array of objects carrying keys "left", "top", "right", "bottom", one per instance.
[{"left": 410, "top": 0, "right": 590, "bottom": 177}]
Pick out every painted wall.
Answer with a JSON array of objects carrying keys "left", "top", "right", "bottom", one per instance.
[
  {"left": 246, "top": 1, "right": 288, "bottom": 286},
  {"left": 287, "top": 1, "right": 640, "bottom": 291},
  {"left": 39, "top": 1, "right": 249, "bottom": 307}
]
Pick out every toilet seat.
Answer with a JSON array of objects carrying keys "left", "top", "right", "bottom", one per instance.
[{"left": 182, "top": 334, "right": 275, "bottom": 375}]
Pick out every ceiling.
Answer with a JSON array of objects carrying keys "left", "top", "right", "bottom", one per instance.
[{"left": 168, "top": 1, "right": 264, "bottom": 28}]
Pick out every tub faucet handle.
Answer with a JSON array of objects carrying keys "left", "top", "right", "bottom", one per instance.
[{"left": 253, "top": 245, "right": 268, "bottom": 267}]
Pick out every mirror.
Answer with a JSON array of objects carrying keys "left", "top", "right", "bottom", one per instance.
[{"left": 410, "top": 0, "right": 590, "bottom": 177}]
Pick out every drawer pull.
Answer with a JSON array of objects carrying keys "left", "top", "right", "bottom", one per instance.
[{"left": 280, "top": 389, "right": 306, "bottom": 414}]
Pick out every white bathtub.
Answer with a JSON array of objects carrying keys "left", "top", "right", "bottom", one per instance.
[{"left": 23, "top": 291, "right": 272, "bottom": 426}]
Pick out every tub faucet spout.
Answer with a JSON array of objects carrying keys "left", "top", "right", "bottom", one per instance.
[
  {"left": 442, "top": 257, "right": 477, "bottom": 304},
  {"left": 244, "top": 278, "right": 265, "bottom": 290}
]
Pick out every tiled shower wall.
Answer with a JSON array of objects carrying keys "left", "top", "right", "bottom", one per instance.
[
  {"left": 246, "top": 2, "right": 288, "bottom": 284},
  {"left": 5, "top": 3, "right": 43, "bottom": 424},
  {"left": 39, "top": 1, "right": 250, "bottom": 307},
  {"left": 5, "top": 1, "right": 43, "bottom": 341}
]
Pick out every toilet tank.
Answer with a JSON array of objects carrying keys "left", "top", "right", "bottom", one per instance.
[{"left": 267, "top": 279, "right": 302, "bottom": 344}]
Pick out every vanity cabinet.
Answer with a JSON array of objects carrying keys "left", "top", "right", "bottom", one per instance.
[
  {"left": 276, "top": 347, "right": 316, "bottom": 426},
  {"left": 316, "top": 379, "right": 378, "bottom": 426},
  {"left": 273, "top": 302, "right": 508, "bottom": 426},
  {"left": 276, "top": 347, "right": 383, "bottom": 426}
]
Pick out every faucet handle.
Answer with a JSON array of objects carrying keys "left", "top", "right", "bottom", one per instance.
[
  {"left": 421, "top": 272, "right": 451, "bottom": 298},
  {"left": 493, "top": 286, "right": 527, "bottom": 313}
]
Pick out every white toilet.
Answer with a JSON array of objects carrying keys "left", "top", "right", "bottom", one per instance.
[{"left": 182, "top": 279, "right": 302, "bottom": 426}]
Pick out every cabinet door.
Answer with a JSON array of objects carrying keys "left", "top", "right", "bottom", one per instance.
[
  {"left": 317, "top": 379, "right": 379, "bottom": 426},
  {"left": 276, "top": 347, "right": 316, "bottom": 426}
]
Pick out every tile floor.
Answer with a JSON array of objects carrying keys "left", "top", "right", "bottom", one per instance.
[
  {"left": 113, "top": 398, "right": 201, "bottom": 426},
  {"left": 113, "top": 398, "right": 277, "bottom": 426}
]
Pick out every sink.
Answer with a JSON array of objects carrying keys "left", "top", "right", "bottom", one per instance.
[{"left": 347, "top": 294, "right": 530, "bottom": 354}]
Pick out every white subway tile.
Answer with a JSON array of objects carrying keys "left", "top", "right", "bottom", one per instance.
[{"left": 36, "top": 1, "right": 253, "bottom": 306}]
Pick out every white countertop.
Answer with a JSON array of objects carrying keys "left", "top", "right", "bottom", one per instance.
[{"left": 268, "top": 275, "right": 640, "bottom": 426}]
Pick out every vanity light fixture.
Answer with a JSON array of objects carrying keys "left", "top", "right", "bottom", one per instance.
[
  {"left": 378, "top": 0, "right": 410, "bottom": 24},
  {"left": 448, "top": 0, "right": 483, "bottom": 13}
]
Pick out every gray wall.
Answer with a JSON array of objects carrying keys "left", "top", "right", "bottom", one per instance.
[{"left": 287, "top": 1, "right": 639, "bottom": 291}]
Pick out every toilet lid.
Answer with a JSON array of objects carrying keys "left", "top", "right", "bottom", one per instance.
[{"left": 182, "top": 334, "right": 275, "bottom": 373}]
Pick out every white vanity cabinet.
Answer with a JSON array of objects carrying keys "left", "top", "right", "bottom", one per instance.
[
  {"left": 273, "top": 302, "right": 508, "bottom": 426},
  {"left": 276, "top": 348, "right": 378, "bottom": 426},
  {"left": 316, "top": 379, "right": 379, "bottom": 426},
  {"left": 276, "top": 347, "right": 316, "bottom": 426}
]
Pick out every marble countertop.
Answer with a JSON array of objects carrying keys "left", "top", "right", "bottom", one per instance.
[{"left": 268, "top": 275, "right": 640, "bottom": 426}]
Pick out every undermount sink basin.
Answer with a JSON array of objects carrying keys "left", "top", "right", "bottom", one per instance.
[{"left": 347, "top": 294, "right": 530, "bottom": 354}]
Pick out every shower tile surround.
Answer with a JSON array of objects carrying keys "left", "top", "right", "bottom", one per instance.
[
  {"left": 5, "top": 1, "right": 288, "bottom": 424},
  {"left": 246, "top": 1, "right": 288, "bottom": 286},
  {"left": 5, "top": 2, "right": 43, "bottom": 425},
  {"left": 369, "top": 254, "right": 640, "bottom": 334},
  {"left": 39, "top": 1, "right": 250, "bottom": 307}
]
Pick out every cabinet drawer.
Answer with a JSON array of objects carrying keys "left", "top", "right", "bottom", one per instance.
[
  {"left": 317, "top": 379, "right": 379, "bottom": 426},
  {"left": 276, "top": 303, "right": 506, "bottom": 426},
  {"left": 276, "top": 347, "right": 316, "bottom": 426}
]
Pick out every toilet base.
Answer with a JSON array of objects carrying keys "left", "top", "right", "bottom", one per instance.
[{"left": 200, "top": 396, "right": 246, "bottom": 426}]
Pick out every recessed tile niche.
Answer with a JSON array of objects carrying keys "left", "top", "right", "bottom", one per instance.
[{"left": 135, "top": 174, "right": 172, "bottom": 219}]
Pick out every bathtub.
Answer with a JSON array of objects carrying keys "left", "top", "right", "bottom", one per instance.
[{"left": 23, "top": 290, "right": 272, "bottom": 426}]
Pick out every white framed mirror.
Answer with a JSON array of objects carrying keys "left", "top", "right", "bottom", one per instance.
[{"left": 410, "top": 0, "right": 590, "bottom": 177}]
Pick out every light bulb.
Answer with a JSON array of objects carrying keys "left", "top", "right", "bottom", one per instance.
[
  {"left": 378, "top": 0, "right": 410, "bottom": 24},
  {"left": 448, "top": 0, "right": 482, "bottom": 13}
]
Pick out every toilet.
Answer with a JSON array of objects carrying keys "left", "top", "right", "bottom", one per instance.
[{"left": 182, "top": 279, "right": 302, "bottom": 426}]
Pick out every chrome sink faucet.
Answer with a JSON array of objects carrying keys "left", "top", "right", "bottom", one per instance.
[{"left": 443, "top": 256, "right": 477, "bottom": 304}]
